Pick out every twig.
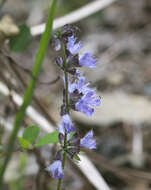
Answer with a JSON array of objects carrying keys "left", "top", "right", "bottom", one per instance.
[{"left": 31, "top": 0, "right": 118, "bottom": 36}]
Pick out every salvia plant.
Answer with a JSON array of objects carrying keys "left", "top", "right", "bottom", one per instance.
[
  {"left": 0, "top": 1, "right": 101, "bottom": 189},
  {"left": 46, "top": 24, "right": 101, "bottom": 189}
]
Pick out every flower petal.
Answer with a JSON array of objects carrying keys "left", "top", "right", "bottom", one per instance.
[
  {"left": 80, "top": 131, "right": 96, "bottom": 149},
  {"left": 58, "top": 114, "right": 75, "bottom": 134},
  {"left": 67, "top": 36, "right": 82, "bottom": 55},
  {"left": 46, "top": 160, "right": 64, "bottom": 179},
  {"left": 79, "top": 52, "right": 97, "bottom": 68}
]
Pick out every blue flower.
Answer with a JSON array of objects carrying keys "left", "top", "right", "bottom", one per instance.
[
  {"left": 67, "top": 35, "right": 82, "bottom": 55},
  {"left": 46, "top": 160, "right": 64, "bottom": 179},
  {"left": 79, "top": 52, "right": 97, "bottom": 68},
  {"left": 58, "top": 114, "right": 75, "bottom": 134},
  {"left": 67, "top": 36, "right": 98, "bottom": 69},
  {"left": 67, "top": 75, "right": 101, "bottom": 116},
  {"left": 68, "top": 76, "right": 90, "bottom": 95},
  {"left": 75, "top": 91, "right": 101, "bottom": 116},
  {"left": 80, "top": 131, "right": 96, "bottom": 149}
]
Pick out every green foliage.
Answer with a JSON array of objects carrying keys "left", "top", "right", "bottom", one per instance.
[
  {"left": 35, "top": 131, "right": 59, "bottom": 147},
  {"left": 18, "top": 126, "right": 59, "bottom": 149},
  {"left": 9, "top": 24, "right": 32, "bottom": 52},
  {"left": 17, "top": 137, "right": 31, "bottom": 149},
  {"left": 18, "top": 126, "right": 40, "bottom": 149},
  {"left": 23, "top": 126, "right": 40, "bottom": 144}
]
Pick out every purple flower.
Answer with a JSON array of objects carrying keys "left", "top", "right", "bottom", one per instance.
[
  {"left": 80, "top": 131, "right": 96, "bottom": 149},
  {"left": 75, "top": 91, "right": 101, "bottom": 116},
  {"left": 79, "top": 52, "right": 97, "bottom": 68},
  {"left": 58, "top": 114, "right": 75, "bottom": 134},
  {"left": 67, "top": 75, "right": 101, "bottom": 116},
  {"left": 68, "top": 76, "right": 90, "bottom": 95},
  {"left": 46, "top": 160, "right": 63, "bottom": 179},
  {"left": 66, "top": 36, "right": 98, "bottom": 69},
  {"left": 67, "top": 36, "right": 82, "bottom": 55}
]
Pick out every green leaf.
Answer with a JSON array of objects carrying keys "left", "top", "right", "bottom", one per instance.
[
  {"left": 23, "top": 126, "right": 40, "bottom": 144},
  {"left": 9, "top": 24, "right": 32, "bottom": 52},
  {"left": 35, "top": 131, "right": 59, "bottom": 147},
  {"left": 17, "top": 137, "right": 31, "bottom": 149}
]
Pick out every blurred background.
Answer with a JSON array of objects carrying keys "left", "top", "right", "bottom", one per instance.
[{"left": 0, "top": 0, "right": 151, "bottom": 189}]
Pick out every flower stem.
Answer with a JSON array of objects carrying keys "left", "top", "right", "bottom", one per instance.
[
  {"left": 62, "top": 44, "right": 69, "bottom": 114},
  {"left": 0, "top": 0, "right": 57, "bottom": 186},
  {"left": 57, "top": 44, "right": 69, "bottom": 190}
]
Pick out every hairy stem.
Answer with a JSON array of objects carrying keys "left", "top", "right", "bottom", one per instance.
[
  {"left": 0, "top": 0, "right": 57, "bottom": 185},
  {"left": 57, "top": 43, "right": 69, "bottom": 190}
]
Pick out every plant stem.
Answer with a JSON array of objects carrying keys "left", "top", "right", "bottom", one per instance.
[
  {"left": 57, "top": 43, "right": 69, "bottom": 190},
  {"left": 62, "top": 44, "right": 69, "bottom": 114},
  {"left": 0, "top": 0, "right": 57, "bottom": 185}
]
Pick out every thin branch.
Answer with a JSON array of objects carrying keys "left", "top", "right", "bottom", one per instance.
[{"left": 31, "top": 0, "right": 118, "bottom": 36}]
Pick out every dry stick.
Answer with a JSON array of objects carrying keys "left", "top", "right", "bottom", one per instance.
[{"left": 31, "top": 0, "right": 118, "bottom": 36}]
